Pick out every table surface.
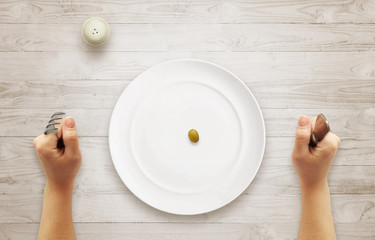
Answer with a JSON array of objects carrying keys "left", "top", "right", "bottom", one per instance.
[{"left": 1, "top": 1, "right": 375, "bottom": 239}]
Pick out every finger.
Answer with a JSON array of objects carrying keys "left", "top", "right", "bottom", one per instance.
[
  {"left": 62, "top": 117, "right": 80, "bottom": 157},
  {"left": 311, "top": 116, "right": 317, "bottom": 133},
  {"left": 33, "top": 135, "right": 42, "bottom": 150},
  {"left": 53, "top": 118, "right": 63, "bottom": 139},
  {"left": 293, "top": 115, "right": 312, "bottom": 155},
  {"left": 34, "top": 133, "right": 58, "bottom": 152},
  {"left": 317, "top": 132, "right": 341, "bottom": 150}
]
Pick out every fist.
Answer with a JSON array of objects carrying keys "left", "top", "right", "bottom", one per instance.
[
  {"left": 33, "top": 117, "right": 82, "bottom": 190},
  {"left": 292, "top": 115, "right": 340, "bottom": 188}
]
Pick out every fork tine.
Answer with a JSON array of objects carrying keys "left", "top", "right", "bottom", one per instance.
[
  {"left": 45, "top": 126, "right": 56, "bottom": 131},
  {"left": 51, "top": 112, "right": 65, "bottom": 118},
  {"left": 49, "top": 117, "right": 63, "bottom": 123},
  {"left": 46, "top": 122, "right": 61, "bottom": 128}
]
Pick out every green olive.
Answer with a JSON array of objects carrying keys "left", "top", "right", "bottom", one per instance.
[{"left": 188, "top": 129, "right": 199, "bottom": 143}]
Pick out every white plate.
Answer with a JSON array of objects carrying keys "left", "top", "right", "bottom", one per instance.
[{"left": 109, "top": 59, "right": 265, "bottom": 215}]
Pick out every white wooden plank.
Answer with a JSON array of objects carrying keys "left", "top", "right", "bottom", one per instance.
[
  {"left": 2, "top": 52, "right": 375, "bottom": 81},
  {"left": 0, "top": 79, "right": 373, "bottom": 109},
  {"left": 1, "top": 24, "right": 375, "bottom": 52},
  {"left": 1, "top": 0, "right": 375, "bottom": 24},
  {"left": 0, "top": 223, "right": 296, "bottom": 240},
  {"left": 0, "top": 108, "right": 373, "bottom": 138},
  {"left": 1, "top": 222, "right": 374, "bottom": 240},
  {"left": 1, "top": 191, "right": 375, "bottom": 223},
  {"left": 0, "top": 80, "right": 129, "bottom": 109},
  {"left": 251, "top": 79, "right": 375, "bottom": 109},
  {"left": 0, "top": 223, "right": 375, "bottom": 240}
]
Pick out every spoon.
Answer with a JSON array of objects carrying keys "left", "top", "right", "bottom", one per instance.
[{"left": 310, "top": 113, "right": 330, "bottom": 147}]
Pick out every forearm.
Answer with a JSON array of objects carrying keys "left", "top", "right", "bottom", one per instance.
[
  {"left": 38, "top": 182, "right": 76, "bottom": 240},
  {"left": 298, "top": 181, "right": 336, "bottom": 240}
]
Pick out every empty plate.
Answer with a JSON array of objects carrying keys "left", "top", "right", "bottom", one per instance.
[{"left": 109, "top": 59, "right": 265, "bottom": 215}]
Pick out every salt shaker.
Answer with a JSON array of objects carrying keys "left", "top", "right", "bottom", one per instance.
[{"left": 81, "top": 17, "right": 110, "bottom": 46}]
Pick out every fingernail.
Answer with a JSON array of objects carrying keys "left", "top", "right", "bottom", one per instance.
[
  {"left": 64, "top": 117, "right": 75, "bottom": 128},
  {"left": 298, "top": 116, "right": 308, "bottom": 126}
]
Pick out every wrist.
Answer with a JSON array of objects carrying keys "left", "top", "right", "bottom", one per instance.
[
  {"left": 300, "top": 179, "right": 328, "bottom": 194},
  {"left": 45, "top": 180, "right": 74, "bottom": 195}
]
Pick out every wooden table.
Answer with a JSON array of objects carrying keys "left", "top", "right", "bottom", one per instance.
[{"left": 1, "top": 1, "right": 375, "bottom": 239}]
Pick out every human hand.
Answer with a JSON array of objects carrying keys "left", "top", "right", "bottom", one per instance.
[
  {"left": 292, "top": 115, "right": 340, "bottom": 189},
  {"left": 33, "top": 117, "right": 82, "bottom": 191}
]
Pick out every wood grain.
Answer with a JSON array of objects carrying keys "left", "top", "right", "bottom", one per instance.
[
  {"left": 1, "top": 222, "right": 374, "bottom": 240},
  {"left": 0, "top": 79, "right": 374, "bottom": 109},
  {"left": 1, "top": 24, "right": 375, "bottom": 52},
  {"left": 2, "top": 52, "right": 375, "bottom": 81},
  {"left": 0, "top": 108, "right": 374, "bottom": 138},
  {"left": 0, "top": 223, "right": 297, "bottom": 240},
  {"left": 1, "top": 0, "right": 374, "bottom": 237},
  {"left": 0, "top": 0, "right": 375, "bottom": 24},
  {"left": 1, "top": 191, "right": 375, "bottom": 223}
]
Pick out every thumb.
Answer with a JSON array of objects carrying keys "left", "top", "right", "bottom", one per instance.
[
  {"left": 293, "top": 115, "right": 312, "bottom": 154},
  {"left": 62, "top": 117, "right": 80, "bottom": 157}
]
